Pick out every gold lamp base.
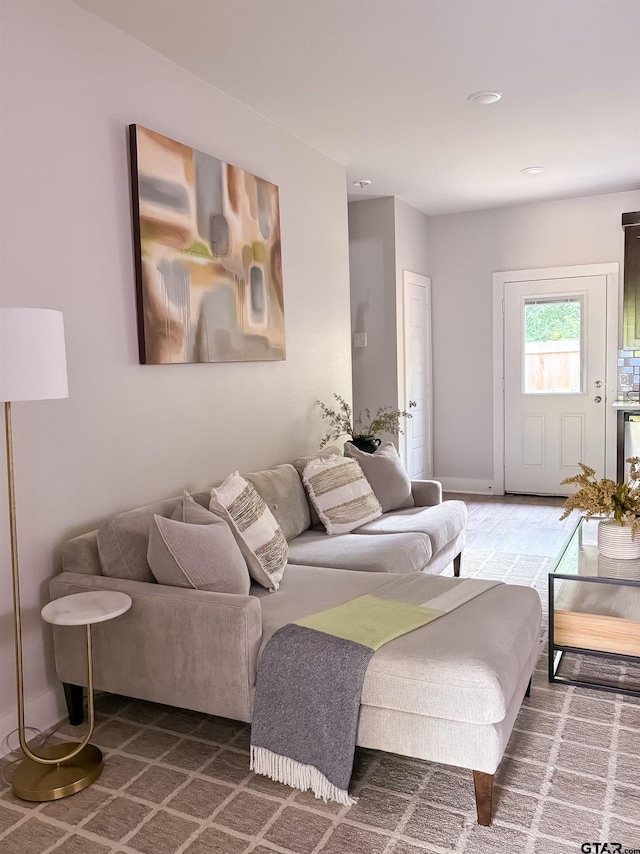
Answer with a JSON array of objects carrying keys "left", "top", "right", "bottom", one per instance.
[{"left": 11, "top": 742, "right": 103, "bottom": 802}]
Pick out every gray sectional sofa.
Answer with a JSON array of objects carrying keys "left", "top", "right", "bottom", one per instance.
[
  {"left": 49, "top": 450, "right": 541, "bottom": 825},
  {"left": 73, "top": 450, "right": 467, "bottom": 585}
]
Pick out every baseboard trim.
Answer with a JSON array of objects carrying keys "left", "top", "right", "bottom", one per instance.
[
  {"left": 0, "top": 687, "right": 65, "bottom": 758},
  {"left": 438, "top": 477, "right": 504, "bottom": 496}
]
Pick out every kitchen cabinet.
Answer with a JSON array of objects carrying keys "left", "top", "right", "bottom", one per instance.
[{"left": 623, "top": 211, "right": 640, "bottom": 349}]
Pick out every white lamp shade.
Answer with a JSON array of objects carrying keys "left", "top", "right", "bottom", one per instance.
[{"left": 0, "top": 308, "right": 69, "bottom": 402}]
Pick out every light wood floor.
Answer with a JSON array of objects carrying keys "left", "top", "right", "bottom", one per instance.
[{"left": 444, "top": 492, "right": 577, "bottom": 557}]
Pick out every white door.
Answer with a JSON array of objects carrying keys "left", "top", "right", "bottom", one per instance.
[
  {"left": 504, "top": 274, "right": 607, "bottom": 495},
  {"left": 401, "top": 272, "right": 433, "bottom": 479}
]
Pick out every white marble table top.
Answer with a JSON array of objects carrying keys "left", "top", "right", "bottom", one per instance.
[{"left": 41, "top": 591, "right": 132, "bottom": 626}]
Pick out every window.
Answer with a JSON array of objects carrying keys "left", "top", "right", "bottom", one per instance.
[{"left": 523, "top": 298, "right": 582, "bottom": 394}]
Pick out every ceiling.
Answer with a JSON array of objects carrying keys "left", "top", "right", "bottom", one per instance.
[{"left": 75, "top": 0, "right": 640, "bottom": 215}]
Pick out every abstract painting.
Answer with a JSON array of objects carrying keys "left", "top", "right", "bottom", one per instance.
[{"left": 128, "top": 125, "right": 285, "bottom": 364}]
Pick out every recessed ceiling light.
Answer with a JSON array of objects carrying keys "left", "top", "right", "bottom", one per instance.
[
  {"left": 520, "top": 166, "right": 545, "bottom": 175},
  {"left": 352, "top": 180, "right": 372, "bottom": 189},
  {"left": 467, "top": 91, "right": 502, "bottom": 106}
]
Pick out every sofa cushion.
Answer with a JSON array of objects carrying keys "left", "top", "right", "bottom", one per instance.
[
  {"left": 253, "top": 563, "right": 393, "bottom": 633},
  {"left": 61, "top": 532, "right": 102, "bottom": 576},
  {"left": 245, "top": 464, "right": 310, "bottom": 540},
  {"left": 344, "top": 441, "right": 415, "bottom": 513},
  {"left": 353, "top": 500, "right": 467, "bottom": 555},
  {"left": 96, "top": 496, "right": 182, "bottom": 582},
  {"left": 302, "top": 456, "right": 382, "bottom": 535},
  {"left": 256, "top": 565, "right": 541, "bottom": 724},
  {"left": 148, "top": 515, "right": 250, "bottom": 595},
  {"left": 292, "top": 445, "right": 343, "bottom": 526},
  {"left": 362, "top": 583, "right": 541, "bottom": 724},
  {"left": 210, "top": 472, "right": 288, "bottom": 591},
  {"left": 286, "top": 529, "right": 432, "bottom": 574}
]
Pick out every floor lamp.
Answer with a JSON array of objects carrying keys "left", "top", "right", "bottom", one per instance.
[{"left": 1, "top": 307, "right": 102, "bottom": 801}]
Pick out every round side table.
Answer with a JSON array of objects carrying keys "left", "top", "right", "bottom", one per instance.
[{"left": 11, "top": 590, "right": 132, "bottom": 802}]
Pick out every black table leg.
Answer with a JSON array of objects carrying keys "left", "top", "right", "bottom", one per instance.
[{"left": 63, "top": 683, "right": 84, "bottom": 726}]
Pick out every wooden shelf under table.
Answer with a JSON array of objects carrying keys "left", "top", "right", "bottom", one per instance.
[
  {"left": 554, "top": 609, "right": 640, "bottom": 657},
  {"left": 549, "top": 520, "right": 640, "bottom": 696}
]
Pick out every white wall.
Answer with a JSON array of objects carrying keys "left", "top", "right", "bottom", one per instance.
[
  {"left": 393, "top": 198, "right": 430, "bottom": 425},
  {"left": 394, "top": 199, "right": 430, "bottom": 290},
  {"left": 0, "top": 0, "right": 351, "bottom": 746},
  {"left": 348, "top": 198, "right": 397, "bottom": 422},
  {"left": 428, "top": 189, "right": 640, "bottom": 490},
  {"left": 348, "top": 197, "right": 429, "bottom": 432}
]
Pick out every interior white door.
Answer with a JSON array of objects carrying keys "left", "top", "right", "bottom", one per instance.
[
  {"left": 504, "top": 275, "right": 607, "bottom": 495},
  {"left": 401, "top": 272, "right": 432, "bottom": 479}
]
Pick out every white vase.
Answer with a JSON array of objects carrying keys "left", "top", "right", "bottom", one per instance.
[
  {"left": 598, "top": 553, "right": 640, "bottom": 579},
  {"left": 597, "top": 519, "right": 640, "bottom": 559}
]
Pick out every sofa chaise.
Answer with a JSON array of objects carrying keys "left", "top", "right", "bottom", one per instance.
[{"left": 48, "top": 452, "right": 541, "bottom": 825}]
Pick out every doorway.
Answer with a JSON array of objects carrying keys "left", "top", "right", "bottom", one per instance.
[
  {"left": 399, "top": 271, "right": 433, "bottom": 479},
  {"left": 493, "top": 264, "right": 619, "bottom": 495}
]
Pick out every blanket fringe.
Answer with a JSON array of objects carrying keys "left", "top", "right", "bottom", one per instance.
[{"left": 250, "top": 745, "right": 357, "bottom": 806}]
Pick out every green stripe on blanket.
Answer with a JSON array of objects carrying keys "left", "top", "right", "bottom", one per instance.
[{"left": 295, "top": 594, "right": 443, "bottom": 650}]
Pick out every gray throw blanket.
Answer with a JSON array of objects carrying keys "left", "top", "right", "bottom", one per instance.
[
  {"left": 250, "top": 575, "right": 500, "bottom": 805},
  {"left": 251, "top": 624, "right": 373, "bottom": 802}
]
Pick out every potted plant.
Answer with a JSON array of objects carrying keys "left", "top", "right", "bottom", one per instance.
[
  {"left": 560, "top": 458, "right": 640, "bottom": 557},
  {"left": 317, "top": 393, "right": 412, "bottom": 453}
]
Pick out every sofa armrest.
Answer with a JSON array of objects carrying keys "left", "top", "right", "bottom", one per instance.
[
  {"left": 49, "top": 572, "right": 262, "bottom": 723},
  {"left": 411, "top": 479, "right": 443, "bottom": 507}
]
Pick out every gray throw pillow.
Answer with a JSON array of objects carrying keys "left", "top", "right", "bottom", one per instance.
[
  {"left": 344, "top": 441, "right": 415, "bottom": 513},
  {"left": 171, "top": 490, "right": 220, "bottom": 525},
  {"left": 147, "top": 514, "right": 250, "bottom": 595}
]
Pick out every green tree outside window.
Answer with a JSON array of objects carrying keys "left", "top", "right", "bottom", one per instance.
[{"left": 525, "top": 301, "right": 580, "bottom": 343}]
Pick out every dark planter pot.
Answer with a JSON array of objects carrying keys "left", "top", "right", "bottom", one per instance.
[{"left": 349, "top": 436, "right": 381, "bottom": 454}]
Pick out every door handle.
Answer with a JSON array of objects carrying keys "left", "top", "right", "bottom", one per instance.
[
  {"left": 409, "top": 400, "right": 417, "bottom": 408},
  {"left": 594, "top": 380, "right": 602, "bottom": 388},
  {"left": 594, "top": 396, "right": 602, "bottom": 403}
]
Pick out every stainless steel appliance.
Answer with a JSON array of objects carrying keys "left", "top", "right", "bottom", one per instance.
[{"left": 624, "top": 412, "right": 640, "bottom": 480}]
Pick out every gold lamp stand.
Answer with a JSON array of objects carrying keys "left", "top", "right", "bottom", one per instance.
[
  {"left": 2, "top": 307, "right": 103, "bottom": 800},
  {"left": 5, "top": 401, "right": 103, "bottom": 802}
]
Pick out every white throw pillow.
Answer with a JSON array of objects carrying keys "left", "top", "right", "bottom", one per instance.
[
  {"left": 344, "top": 442, "right": 415, "bottom": 513},
  {"left": 292, "top": 445, "right": 344, "bottom": 526},
  {"left": 302, "top": 455, "right": 382, "bottom": 535},
  {"left": 209, "top": 472, "right": 288, "bottom": 591}
]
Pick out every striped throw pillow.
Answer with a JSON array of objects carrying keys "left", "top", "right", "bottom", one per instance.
[
  {"left": 302, "top": 456, "right": 382, "bottom": 535},
  {"left": 210, "top": 472, "right": 288, "bottom": 591}
]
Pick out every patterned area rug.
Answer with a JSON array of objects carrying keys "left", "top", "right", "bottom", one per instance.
[{"left": 1, "top": 551, "right": 639, "bottom": 854}]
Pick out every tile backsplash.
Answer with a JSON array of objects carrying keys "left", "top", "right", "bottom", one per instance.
[{"left": 617, "top": 349, "right": 640, "bottom": 400}]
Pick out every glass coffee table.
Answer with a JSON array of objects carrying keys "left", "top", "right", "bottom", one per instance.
[{"left": 549, "top": 516, "right": 640, "bottom": 697}]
